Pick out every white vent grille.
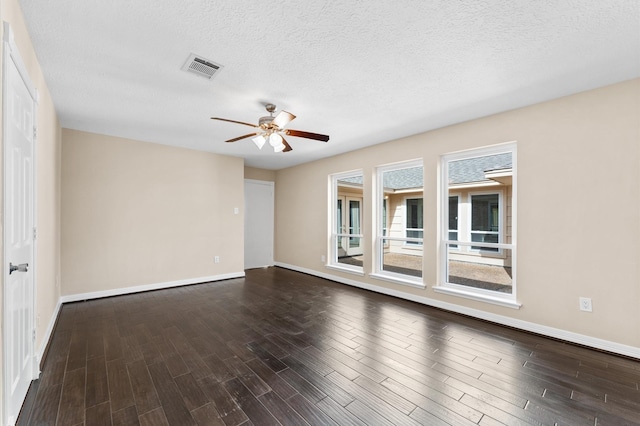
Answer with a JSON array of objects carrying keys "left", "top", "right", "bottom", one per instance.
[{"left": 182, "top": 53, "right": 223, "bottom": 80}]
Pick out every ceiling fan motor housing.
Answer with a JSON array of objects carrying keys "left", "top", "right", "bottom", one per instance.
[{"left": 258, "top": 116, "right": 274, "bottom": 127}]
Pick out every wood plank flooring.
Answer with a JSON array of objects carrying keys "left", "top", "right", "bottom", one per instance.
[{"left": 19, "top": 267, "right": 640, "bottom": 425}]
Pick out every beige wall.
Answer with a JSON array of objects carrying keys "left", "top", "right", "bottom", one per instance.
[
  {"left": 0, "top": 0, "right": 62, "bottom": 421},
  {"left": 275, "top": 79, "right": 640, "bottom": 349},
  {"left": 61, "top": 130, "right": 245, "bottom": 295},
  {"left": 245, "top": 166, "right": 276, "bottom": 181}
]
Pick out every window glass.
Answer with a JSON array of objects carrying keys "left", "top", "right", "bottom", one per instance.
[
  {"left": 374, "top": 162, "right": 423, "bottom": 283},
  {"left": 448, "top": 196, "right": 458, "bottom": 248},
  {"left": 471, "top": 194, "right": 499, "bottom": 231},
  {"left": 382, "top": 199, "right": 387, "bottom": 236},
  {"left": 442, "top": 146, "right": 516, "bottom": 298},
  {"left": 406, "top": 198, "right": 423, "bottom": 244},
  {"left": 471, "top": 193, "right": 499, "bottom": 252},
  {"left": 330, "top": 173, "right": 364, "bottom": 272},
  {"left": 337, "top": 199, "right": 343, "bottom": 251},
  {"left": 349, "top": 200, "right": 361, "bottom": 248}
]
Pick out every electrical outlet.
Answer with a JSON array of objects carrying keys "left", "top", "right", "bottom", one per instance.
[
  {"left": 214, "top": 256, "right": 220, "bottom": 264},
  {"left": 321, "top": 255, "right": 326, "bottom": 262},
  {"left": 579, "top": 297, "right": 592, "bottom": 312}
]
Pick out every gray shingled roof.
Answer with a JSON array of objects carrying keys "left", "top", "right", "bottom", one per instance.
[
  {"left": 338, "top": 166, "right": 424, "bottom": 190},
  {"left": 382, "top": 166, "right": 423, "bottom": 190},
  {"left": 338, "top": 154, "right": 511, "bottom": 190},
  {"left": 338, "top": 176, "right": 363, "bottom": 186},
  {"left": 449, "top": 153, "right": 512, "bottom": 184}
]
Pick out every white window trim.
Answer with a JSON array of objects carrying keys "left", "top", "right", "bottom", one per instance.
[
  {"left": 370, "top": 271, "right": 426, "bottom": 289},
  {"left": 329, "top": 170, "right": 364, "bottom": 272},
  {"left": 374, "top": 159, "right": 424, "bottom": 287},
  {"left": 438, "top": 142, "right": 518, "bottom": 306},
  {"left": 433, "top": 284, "right": 521, "bottom": 309},
  {"left": 326, "top": 263, "right": 365, "bottom": 276}
]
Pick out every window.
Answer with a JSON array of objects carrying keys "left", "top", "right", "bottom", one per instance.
[
  {"left": 372, "top": 160, "right": 424, "bottom": 286},
  {"left": 470, "top": 193, "right": 500, "bottom": 252},
  {"left": 382, "top": 199, "right": 387, "bottom": 236},
  {"left": 438, "top": 144, "right": 518, "bottom": 307},
  {"left": 329, "top": 171, "right": 364, "bottom": 273},
  {"left": 347, "top": 199, "right": 362, "bottom": 250},
  {"left": 405, "top": 198, "right": 423, "bottom": 245},
  {"left": 448, "top": 195, "right": 459, "bottom": 249}
]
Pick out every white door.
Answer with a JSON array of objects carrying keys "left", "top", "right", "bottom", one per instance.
[
  {"left": 3, "top": 26, "right": 37, "bottom": 426},
  {"left": 244, "top": 180, "right": 274, "bottom": 269}
]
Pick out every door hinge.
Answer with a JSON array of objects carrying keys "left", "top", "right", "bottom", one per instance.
[
  {"left": 33, "top": 227, "right": 37, "bottom": 240},
  {"left": 33, "top": 329, "right": 36, "bottom": 341},
  {"left": 33, "top": 126, "right": 37, "bottom": 141}
]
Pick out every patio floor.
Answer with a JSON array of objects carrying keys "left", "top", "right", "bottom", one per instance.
[{"left": 338, "top": 252, "right": 512, "bottom": 293}]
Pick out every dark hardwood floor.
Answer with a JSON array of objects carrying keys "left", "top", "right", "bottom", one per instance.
[{"left": 19, "top": 267, "right": 640, "bottom": 425}]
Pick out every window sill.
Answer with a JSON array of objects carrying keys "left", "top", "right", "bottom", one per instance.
[
  {"left": 370, "top": 273, "right": 425, "bottom": 289},
  {"left": 432, "top": 285, "right": 521, "bottom": 309},
  {"left": 326, "top": 264, "right": 365, "bottom": 276}
]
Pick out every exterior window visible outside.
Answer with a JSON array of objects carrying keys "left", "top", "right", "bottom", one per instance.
[
  {"left": 439, "top": 144, "right": 516, "bottom": 303},
  {"left": 329, "top": 172, "right": 364, "bottom": 273},
  {"left": 471, "top": 193, "right": 500, "bottom": 252},
  {"left": 448, "top": 195, "right": 458, "bottom": 249},
  {"left": 382, "top": 199, "right": 387, "bottom": 236},
  {"left": 336, "top": 199, "right": 343, "bottom": 251},
  {"left": 405, "top": 198, "right": 423, "bottom": 245},
  {"left": 373, "top": 160, "right": 423, "bottom": 285},
  {"left": 349, "top": 200, "right": 361, "bottom": 248},
  {"left": 382, "top": 198, "right": 390, "bottom": 249}
]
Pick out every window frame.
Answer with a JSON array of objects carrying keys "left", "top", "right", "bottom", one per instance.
[
  {"left": 328, "top": 170, "right": 364, "bottom": 275},
  {"left": 436, "top": 143, "right": 519, "bottom": 308},
  {"left": 372, "top": 159, "right": 424, "bottom": 288}
]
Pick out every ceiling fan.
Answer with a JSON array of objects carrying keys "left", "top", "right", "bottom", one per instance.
[{"left": 211, "top": 103, "right": 330, "bottom": 153}]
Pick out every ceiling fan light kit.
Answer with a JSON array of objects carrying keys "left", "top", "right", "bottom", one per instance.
[
  {"left": 211, "top": 103, "right": 330, "bottom": 153},
  {"left": 252, "top": 135, "right": 266, "bottom": 150}
]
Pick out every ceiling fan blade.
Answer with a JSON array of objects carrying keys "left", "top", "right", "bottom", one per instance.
[
  {"left": 272, "top": 110, "right": 296, "bottom": 128},
  {"left": 211, "top": 117, "right": 258, "bottom": 128},
  {"left": 226, "top": 132, "right": 260, "bottom": 143},
  {"left": 281, "top": 137, "right": 293, "bottom": 152},
  {"left": 285, "top": 129, "right": 330, "bottom": 142}
]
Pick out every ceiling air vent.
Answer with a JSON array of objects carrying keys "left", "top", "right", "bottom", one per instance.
[{"left": 182, "top": 53, "right": 223, "bottom": 80}]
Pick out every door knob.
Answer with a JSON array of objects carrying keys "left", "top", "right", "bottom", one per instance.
[{"left": 9, "top": 262, "right": 28, "bottom": 274}]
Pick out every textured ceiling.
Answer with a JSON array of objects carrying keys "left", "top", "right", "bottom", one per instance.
[{"left": 19, "top": 0, "right": 640, "bottom": 170}]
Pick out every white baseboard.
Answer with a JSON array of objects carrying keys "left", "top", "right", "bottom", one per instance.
[
  {"left": 275, "top": 262, "right": 640, "bottom": 360},
  {"left": 36, "top": 298, "right": 62, "bottom": 374},
  {"left": 59, "top": 272, "right": 245, "bottom": 304}
]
